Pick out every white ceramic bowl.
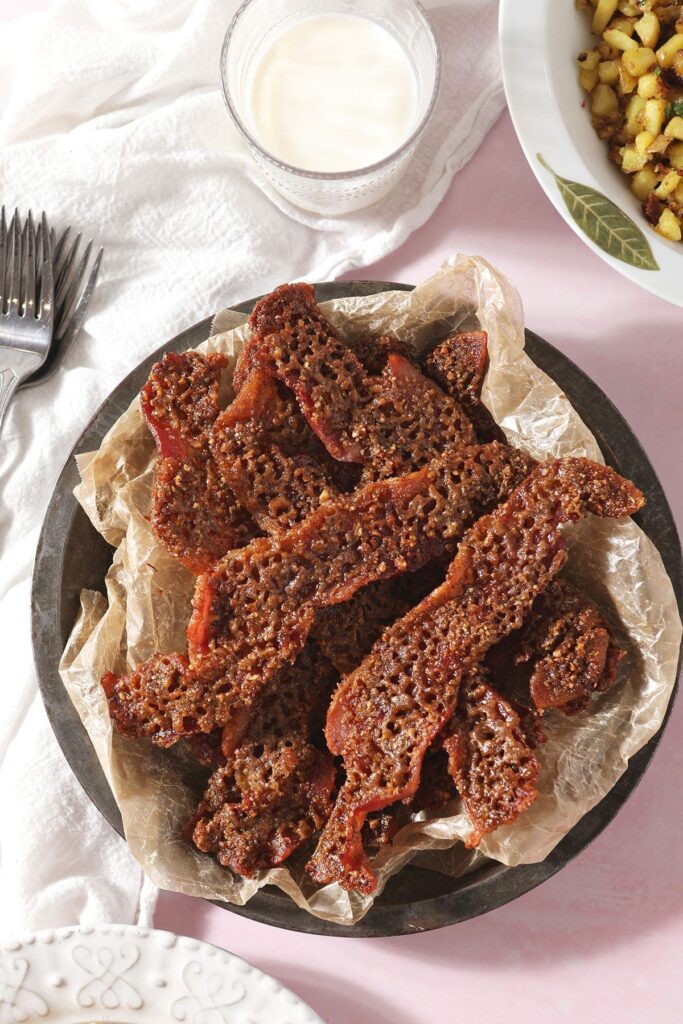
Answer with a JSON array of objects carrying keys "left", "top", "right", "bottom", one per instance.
[
  {"left": 0, "top": 925, "right": 323, "bottom": 1023},
  {"left": 499, "top": 0, "right": 683, "bottom": 308}
]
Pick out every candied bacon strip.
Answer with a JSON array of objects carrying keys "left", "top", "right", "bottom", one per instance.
[
  {"left": 311, "top": 580, "right": 410, "bottom": 675},
  {"left": 141, "top": 351, "right": 258, "bottom": 572},
  {"left": 186, "top": 444, "right": 536, "bottom": 711},
  {"left": 189, "top": 645, "right": 338, "bottom": 877},
  {"left": 441, "top": 672, "right": 540, "bottom": 847},
  {"left": 245, "top": 283, "right": 476, "bottom": 469},
  {"left": 306, "top": 458, "right": 644, "bottom": 894},
  {"left": 210, "top": 368, "right": 343, "bottom": 535},
  {"left": 487, "top": 578, "right": 624, "bottom": 714},
  {"left": 423, "top": 330, "right": 504, "bottom": 445}
]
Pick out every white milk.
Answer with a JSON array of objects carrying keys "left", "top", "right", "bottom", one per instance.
[{"left": 246, "top": 14, "right": 418, "bottom": 173}]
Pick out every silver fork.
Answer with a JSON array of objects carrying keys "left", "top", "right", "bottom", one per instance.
[
  {"left": 20, "top": 224, "right": 102, "bottom": 389},
  {"left": 0, "top": 208, "right": 54, "bottom": 434}
]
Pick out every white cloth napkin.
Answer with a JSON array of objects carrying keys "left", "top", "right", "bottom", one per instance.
[{"left": 0, "top": 0, "right": 503, "bottom": 938}]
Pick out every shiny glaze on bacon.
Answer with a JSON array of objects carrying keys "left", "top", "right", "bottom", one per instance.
[
  {"left": 186, "top": 444, "right": 536, "bottom": 713},
  {"left": 244, "top": 283, "right": 476, "bottom": 472},
  {"left": 141, "top": 351, "right": 257, "bottom": 572},
  {"left": 305, "top": 458, "right": 644, "bottom": 894},
  {"left": 422, "top": 330, "right": 504, "bottom": 444},
  {"left": 189, "top": 644, "right": 337, "bottom": 876}
]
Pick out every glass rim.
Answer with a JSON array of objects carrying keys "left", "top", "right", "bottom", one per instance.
[{"left": 219, "top": 0, "right": 442, "bottom": 182}]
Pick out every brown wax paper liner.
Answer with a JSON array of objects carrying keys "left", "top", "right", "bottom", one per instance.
[{"left": 60, "top": 255, "right": 682, "bottom": 926}]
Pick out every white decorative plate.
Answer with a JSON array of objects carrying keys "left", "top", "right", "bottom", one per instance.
[
  {"left": 0, "top": 925, "right": 323, "bottom": 1023},
  {"left": 499, "top": 0, "right": 683, "bottom": 308}
]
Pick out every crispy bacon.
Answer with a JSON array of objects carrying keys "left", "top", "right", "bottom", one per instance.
[
  {"left": 487, "top": 578, "right": 624, "bottom": 714},
  {"left": 423, "top": 330, "right": 504, "bottom": 444},
  {"left": 189, "top": 645, "right": 337, "bottom": 876},
  {"left": 245, "top": 283, "right": 476, "bottom": 470},
  {"left": 186, "top": 444, "right": 536, "bottom": 714},
  {"left": 141, "top": 351, "right": 258, "bottom": 572},
  {"left": 211, "top": 368, "right": 343, "bottom": 535},
  {"left": 306, "top": 458, "right": 643, "bottom": 893},
  {"left": 311, "top": 580, "right": 410, "bottom": 675}
]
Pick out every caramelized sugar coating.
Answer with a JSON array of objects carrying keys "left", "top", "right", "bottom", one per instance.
[
  {"left": 311, "top": 580, "right": 410, "bottom": 675},
  {"left": 423, "top": 330, "right": 504, "bottom": 444},
  {"left": 141, "top": 351, "right": 258, "bottom": 572},
  {"left": 245, "top": 283, "right": 476, "bottom": 469},
  {"left": 186, "top": 445, "right": 536, "bottom": 717},
  {"left": 211, "top": 368, "right": 342, "bottom": 535},
  {"left": 441, "top": 672, "right": 540, "bottom": 847},
  {"left": 306, "top": 459, "right": 643, "bottom": 893},
  {"left": 151, "top": 456, "right": 257, "bottom": 574},
  {"left": 344, "top": 333, "right": 414, "bottom": 375},
  {"left": 190, "top": 645, "right": 338, "bottom": 876},
  {"left": 489, "top": 579, "right": 624, "bottom": 714}
]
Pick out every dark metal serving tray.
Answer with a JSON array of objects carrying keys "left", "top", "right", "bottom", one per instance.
[{"left": 32, "top": 281, "right": 683, "bottom": 937}]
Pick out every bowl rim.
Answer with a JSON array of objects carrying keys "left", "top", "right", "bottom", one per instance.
[
  {"left": 499, "top": 0, "right": 683, "bottom": 309},
  {"left": 219, "top": 0, "right": 442, "bottom": 181},
  {"left": 31, "top": 281, "right": 683, "bottom": 937}
]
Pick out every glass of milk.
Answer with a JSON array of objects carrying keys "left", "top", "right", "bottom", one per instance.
[{"left": 220, "top": 0, "right": 440, "bottom": 215}]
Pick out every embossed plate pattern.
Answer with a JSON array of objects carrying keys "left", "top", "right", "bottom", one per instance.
[{"left": 0, "top": 924, "right": 323, "bottom": 1023}]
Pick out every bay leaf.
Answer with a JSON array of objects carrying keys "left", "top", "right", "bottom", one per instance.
[{"left": 537, "top": 154, "right": 660, "bottom": 272}]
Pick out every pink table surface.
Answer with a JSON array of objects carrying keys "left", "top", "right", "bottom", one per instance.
[{"left": 5, "top": 2, "right": 682, "bottom": 1022}]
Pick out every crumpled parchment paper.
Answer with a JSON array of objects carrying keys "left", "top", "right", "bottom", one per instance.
[{"left": 60, "top": 255, "right": 682, "bottom": 926}]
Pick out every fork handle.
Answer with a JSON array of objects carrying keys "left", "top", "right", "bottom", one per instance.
[{"left": 0, "top": 367, "right": 20, "bottom": 433}]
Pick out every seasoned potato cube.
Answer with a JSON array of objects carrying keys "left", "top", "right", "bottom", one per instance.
[
  {"left": 578, "top": 49, "right": 602, "bottom": 70},
  {"left": 592, "top": 83, "right": 620, "bottom": 116},
  {"left": 654, "top": 170, "right": 681, "bottom": 196},
  {"left": 621, "top": 144, "right": 649, "bottom": 171},
  {"left": 618, "top": 1, "right": 640, "bottom": 15},
  {"left": 599, "top": 59, "right": 621, "bottom": 83},
  {"left": 635, "top": 130, "right": 655, "bottom": 152},
  {"left": 644, "top": 98, "right": 667, "bottom": 134},
  {"left": 604, "top": 27, "right": 640, "bottom": 49},
  {"left": 593, "top": 0, "right": 619, "bottom": 34},
  {"left": 656, "top": 33, "right": 683, "bottom": 67},
  {"left": 674, "top": 181, "right": 683, "bottom": 203},
  {"left": 625, "top": 93, "right": 647, "bottom": 136},
  {"left": 667, "top": 141, "right": 683, "bottom": 169},
  {"left": 622, "top": 46, "right": 657, "bottom": 75},
  {"left": 637, "top": 70, "right": 666, "bottom": 97},
  {"left": 656, "top": 208, "right": 682, "bottom": 240},
  {"left": 580, "top": 67, "right": 601, "bottom": 91},
  {"left": 631, "top": 165, "right": 659, "bottom": 198},
  {"left": 634, "top": 12, "right": 660, "bottom": 48},
  {"left": 618, "top": 64, "right": 638, "bottom": 93},
  {"left": 664, "top": 116, "right": 683, "bottom": 141}
]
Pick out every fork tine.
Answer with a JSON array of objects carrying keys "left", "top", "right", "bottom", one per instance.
[
  {"left": 55, "top": 232, "right": 81, "bottom": 309},
  {"left": 56, "top": 245, "right": 102, "bottom": 345},
  {"left": 55, "top": 238, "right": 92, "bottom": 336},
  {"left": 7, "top": 208, "right": 21, "bottom": 312},
  {"left": 38, "top": 230, "right": 54, "bottom": 327},
  {"left": 23, "top": 210, "right": 37, "bottom": 317},
  {"left": 52, "top": 225, "right": 70, "bottom": 270},
  {"left": 0, "top": 207, "right": 7, "bottom": 311}
]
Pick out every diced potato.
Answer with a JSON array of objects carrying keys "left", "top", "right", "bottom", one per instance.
[
  {"left": 593, "top": 0, "right": 619, "bottom": 34},
  {"left": 618, "top": 64, "right": 638, "bottom": 93},
  {"left": 612, "top": 16, "right": 636, "bottom": 34},
  {"left": 621, "top": 144, "right": 649, "bottom": 171},
  {"left": 644, "top": 97, "right": 667, "bottom": 134},
  {"left": 592, "top": 83, "right": 620, "bottom": 116},
  {"left": 656, "top": 208, "right": 682, "bottom": 240},
  {"left": 631, "top": 165, "right": 659, "bottom": 198},
  {"left": 580, "top": 67, "right": 600, "bottom": 91},
  {"left": 635, "top": 130, "right": 655, "bottom": 152},
  {"left": 647, "top": 132, "right": 671, "bottom": 154},
  {"left": 604, "top": 27, "right": 640, "bottom": 49},
  {"left": 599, "top": 59, "right": 621, "bottom": 83},
  {"left": 634, "top": 12, "right": 660, "bottom": 48},
  {"left": 656, "top": 33, "right": 683, "bottom": 67},
  {"left": 667, "top": 141, "right": 683, "bottom": 169},
  {"left": 674, "top": 181, "right": 683, "bottom": 203},
  {"left": 674, "top": 49, "right": 683, "bottom": 77},
  {"left": 622, "top": 46, "right": 657, "bottom": 75},
  {"left": 654, "top": 170, "right": 681, "bottom": 196},
  {"left": 637, "top": 70, "right": 666, "bottom": 97},
  {"left": 578, "top": 49, "right": 601, "bottom": 70},
  {"left": 618, "top": 0, "right": 640, "bottom": 15},
  {"left": 625, "top": 93, "right": 647, "bottom": 136},
  {"left": 665, "top": 116, "right": 683, "bottom": 141}
]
